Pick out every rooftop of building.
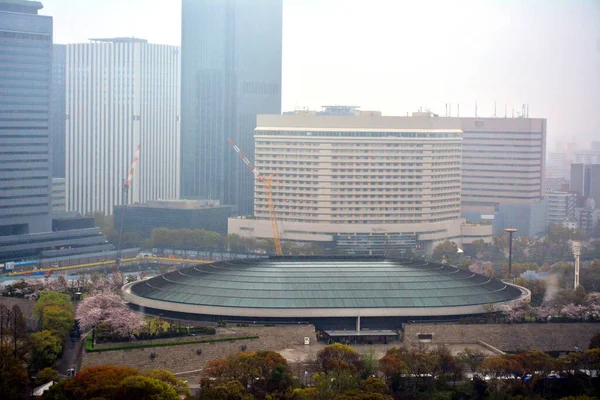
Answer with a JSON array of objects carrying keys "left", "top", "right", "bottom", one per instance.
[
  {"left": 260, "top": 108, "right": 546, "bottom": 133},
  {"left": 0, "top": 0, "right": 43, "bottom": 13},
  {"left": 129, "top": 257, "right": 525, "bottom": 310},
  {"left": 89, "top": 37, "right": 148, "bottom": 44}
]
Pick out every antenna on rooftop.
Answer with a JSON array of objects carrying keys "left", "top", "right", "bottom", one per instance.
[
  {"left": 504, "top": 104, "right": 507, "bottom": 118},
  {"left": 493, "top": 101, "right": 497, "bottom": 117},
  {"left": 475, "top": 101, "right": 478, "bottom": 117},
  {"left": 457, "top": 104, "right": 460, "bottom": 117}
]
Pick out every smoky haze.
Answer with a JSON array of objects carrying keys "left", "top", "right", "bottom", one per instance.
[{"left": 43, "top": 0, "right": 600, "bottom": 148}]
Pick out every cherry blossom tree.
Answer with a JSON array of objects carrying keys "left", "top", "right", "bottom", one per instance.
[
  {"left": 504, "top": 301, "right": 531, "bottom": 323},
  {"left": 585, "top": 293, "right": 600, "bottom": 320},
  {"left": 76, "top": 294, "right": 144, "bottom": 337},
  {"left": 560, "top": 303, "right": 587, "bottom": 320}
]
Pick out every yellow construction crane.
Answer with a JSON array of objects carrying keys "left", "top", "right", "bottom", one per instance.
[{"left": 227, "top": 138, "right": 283, "bottom": 256}]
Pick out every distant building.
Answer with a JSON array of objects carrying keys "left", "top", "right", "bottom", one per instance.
[
  {"left": 114, "top": 200, "right": 234, "bottom": 237},
  {"left": 50, "top": 44, "right": 66, "bottom": 178},
  {"left": 453, "top": 116, "right": 546, "bottom": 215},
  {"left": 546, "top": 191, "right": 577, "bottom": 227},
  {"left": 576, "top": 198, "right": 600, "bottom": 234},
  {"left": 543, "top": 177, "right": 569, "bottom": 194},
  {"left": 228, "top": 112, "right": 492, "bottom": 255},
  {"left": 65, "top": 38, "right": 181, "bottom": 215},
  {"left": 51, "top": 178, "right": 66, "bottom": 213},
  {"left": 180, "top": 0, "right": 283, "bottom": 216},
  {"left": 570, "top": 163, "right": 600, "bottom": 206},
  {"left": 546, "top": 152, "right": 569, "bottom": 180},
  {"left": 0, "top": 0, "right": 53, "bottom": 235},
  {"left": 493, "top": 199, "right": 548, "bottom": 238},
  {"left": 573, "top": 151, "right": 600, "bottom": 165}
]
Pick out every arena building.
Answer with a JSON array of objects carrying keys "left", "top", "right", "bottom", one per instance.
[{"left": 123, "top": 257, "right": 529, "bottom": 333}]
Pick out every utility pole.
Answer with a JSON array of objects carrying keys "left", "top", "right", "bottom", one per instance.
[
  {"left": 504, "top": 228, "right": 518, "bottom": 278},
  {"left": 573, "top": 241, "right": 581, "bottom": 289}
]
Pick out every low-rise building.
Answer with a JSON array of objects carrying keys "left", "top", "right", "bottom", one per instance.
[
  {"left": 114, "top": 200, "right": 234, "bottom": 237},
  {"left": 546, "top": 191, "right": 577, "bottom": 227}
]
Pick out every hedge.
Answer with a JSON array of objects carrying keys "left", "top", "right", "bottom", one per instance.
[{"left": 86, "top": 334, "right": 259, "bottom": 353}]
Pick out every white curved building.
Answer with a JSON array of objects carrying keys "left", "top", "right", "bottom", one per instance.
[{"left": 228, "top": 110, "right": 491, "bottom": 254}]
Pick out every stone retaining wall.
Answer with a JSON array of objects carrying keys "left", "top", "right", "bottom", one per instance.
[
  {"left": 81, "top": 324, "right": 316, "bottom": 379},
  {"left": 403, "top": 323, "right": 600, "bottom": 352}
]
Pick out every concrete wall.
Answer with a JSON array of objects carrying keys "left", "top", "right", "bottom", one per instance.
[{"left": 403, "top": 323, "right": 600, "bottom": 352}]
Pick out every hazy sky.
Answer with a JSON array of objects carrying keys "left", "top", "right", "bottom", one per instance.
[{"left": 42, "top": 0, "right": 600, "bottom": 150}]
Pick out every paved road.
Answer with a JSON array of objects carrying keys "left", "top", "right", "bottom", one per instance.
[{"left": 58, "top": 335, "right": 86, "bottom": 376}]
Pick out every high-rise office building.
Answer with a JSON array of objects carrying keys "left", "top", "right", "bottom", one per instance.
[
  {"left": 571, "top": 163, "right": 600, "bottom": 206},
  {"left": 65, "top": 38, "right": 181, "bottom": 215},
  {"left": 50, "top": 44, "right": 66, "bottom": 178},
  {"left": 229, "top": 110, "right": 493, "bottom": 254},
  {"left": 0, "top": 0, "right": 52, "bottom": 235},
  {"left": 180, "top": 0, "right": 283, "bottom": 215},
  {"left": 388, "top": 112, "right": 546, "bottom": 215},
  {"left": 453, "top": 117, "right": 546, "bottom": 214}
]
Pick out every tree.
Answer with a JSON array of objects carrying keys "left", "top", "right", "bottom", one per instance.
[
  {"left": 201, "top": 351, "right": 290, "bottom": 398},
  {"left": 432, "top": 240, "right": 459, "bottom": 264},
  {"left": 30, "top": 330, "right": 63, "bottom": 370},
  {"left": 456, "top": 348, "right": 487, "bottom": 373},
  {"left": 0, "top": 356, "right": 29, "bottom": 400},
  {"left": 42, "top": 305, "right": 75, "bottom": 338},
  {"left": 113, "top": 375, "right": 180, "bottom": 400},
  {"left": 144, "top": 369, "right": 190, "bottom": 397},
  {"left": 316, "top": 343, "right": 363, "bottom": 374},
  {"left": 35, "top": 292, "right": 74, "bottom": 317},
  {"left": 581, "top": 260, "right": 600, "bottom": 292},
  {"left": 201, "top": 380, "right": 254, "bottom": 400},
  {"left": 36, "top": 367, "right": 60, "bottom": 385},
  {"left": 504, "top": 301, "right": 533, "bottom": 323},
  {"left": 76, "top": 294, "right": 144, "bottom": 338},
  {"left": 45, "top": 366, "right": 139, "bottom": 399},
  {"left": 514, "top": 277, "right": 547, "bottom": 307}
]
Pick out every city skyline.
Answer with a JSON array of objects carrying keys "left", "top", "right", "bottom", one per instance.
[{"left": 40, "top": 0, "right": 600, "bottom": 148}]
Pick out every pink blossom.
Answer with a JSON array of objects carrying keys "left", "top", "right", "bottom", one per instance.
[
  {"left": 560, "top": 303, "right": 586, "bottom": 320},
  {"left": 504, "top": 301, "right": 531, "bottom": 323},
  {"left": 76, "top": 293, "right": 144, "bottom": 337}
]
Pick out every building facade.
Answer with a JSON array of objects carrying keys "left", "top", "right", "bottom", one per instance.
[
  {"left": 180, "top": 0, "right": 282, "bottom": 215},
  {"left": 546, "top": 151, "right": 569, "bottom": 180},
  {"left": 546, "top": 191, "right": 577, "bottom": 227},
  {"left": 228, "top": 112, "right": 492, "bottom": 254},
  {"left": 0, "top": 0, "right": 53, "bottom": 235},
  {"left": 571, "top": 163, "right": 600, "bottom": 207},
  {"left": 51, "top": 177, "right": 65, "bottom": 213},
  {"left": 65, "top": 38, "right": 181, "bottom": 215},
  {"left": 50, "top": 44, "right": 65, "bottom": 178},
  {"left": 453, "top": 116, "right": 546, "bottom": 214},
  {"left": 114, "top": 199, "right": 234, "bottom": 237},
  {"left": 493, "top": 199, "right": 548, "bottom": 238}
]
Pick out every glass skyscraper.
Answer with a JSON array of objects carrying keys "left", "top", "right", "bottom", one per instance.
[
  {"left": 0, "top": 0, "right": 52, "bottom": 235},
  {"left": 180, "top": 0, "right": 282, "bottom": 215}
]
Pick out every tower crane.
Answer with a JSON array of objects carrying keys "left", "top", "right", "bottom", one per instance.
[
  {"left": 227, "top": 138, "right": 283, "bottom": 256},
  {"left": 115, "top": 145, "right": 141, "bottom": 271}
]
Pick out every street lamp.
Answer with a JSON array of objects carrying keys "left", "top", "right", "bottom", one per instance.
[{"left": 504, "top": 228, "right": 518, "bottom": 278}]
